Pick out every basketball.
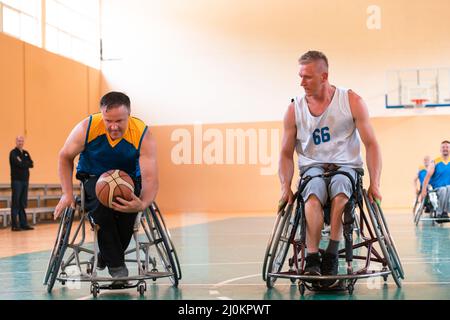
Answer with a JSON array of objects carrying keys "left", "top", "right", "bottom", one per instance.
[{"left": 95, "top": 170, "right": 135, "bottom": 208}]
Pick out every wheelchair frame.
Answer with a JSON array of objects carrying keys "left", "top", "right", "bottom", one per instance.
[
  {"left": 43, "top": 182, "right": 181, "bottom": 298},
  {"left": 413, "top": 187, "right": 449, "bottom": 225},
  {"left": 263, "top": 170, "right": 404, "bottom": 295}
]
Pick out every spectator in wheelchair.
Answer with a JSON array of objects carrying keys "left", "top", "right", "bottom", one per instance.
[
  {"left": 420, "top": 141, "right": 450, "bottom": 220},
  {"left": 414, "top": 155, "right": 431, "bottom": 194},
  {"left": 53, "top": 91, "right": 159, "bottom": 284},
  {"left": 279, "top": 50, "right": 382, "bottom": 287}
]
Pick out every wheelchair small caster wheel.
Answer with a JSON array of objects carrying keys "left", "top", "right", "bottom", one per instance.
[
  {"left": 59, "top": 272, "right": 67, "bottom": 285},
  {"left": 290, "top": 277, "right": 297, "bottom": 284},
  {"left": 383, "top": 275, "right": 388, "bottom": 282},
  {"left": 151, "top": 268, "right": 158, "bottom": 273},
  {"left": 348, "top": 284, "right": 354, "bottom": 295},
  {"left": 299, "top": 283, "right": 305, "bottom": 296},
  {"left": 137, "top": 282, "right": 146, "bottom": 296},
  {"left": 288, "top": 258, "right": 294, "bottom": 267},
  {"left": 90, "top": 283, "right": 100, "bottom": 298}
]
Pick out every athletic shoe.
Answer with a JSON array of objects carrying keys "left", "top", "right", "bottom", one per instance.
[
  {"left": 304, "top": 254, "right": 321, "bottom": 276},
  {"left": 320, "top": 252, "right": 339, "bottom": 288}
]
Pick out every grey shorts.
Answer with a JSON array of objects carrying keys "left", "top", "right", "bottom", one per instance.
[
  {"left": 298, "top": 166, "right": 359, "bottom": 206},
  {"left": 435, "top": 186, "right": 450, "bottom": 214}
]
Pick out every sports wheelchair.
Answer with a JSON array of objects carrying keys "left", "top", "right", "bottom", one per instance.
[
  {"left": 263, "top": 169, "right": 404, "bottom": 295},
  {"left": 43, "top": 180, "right": 182, "bottom": 298},
  {"left": 413, "top": 186, "right": 449, "bottom": 225}
]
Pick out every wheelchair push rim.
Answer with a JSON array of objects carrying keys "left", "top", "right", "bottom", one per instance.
[
  {"left": 363, "top": 190, "right": 402, "bottom": 288},
  {"left": 145, "top": 207, "right": 179, "bottom": 287},
  {"left": 44, "top": 207, "right": 75, "bottom": 293},
  {"left": 262, "top": 200, "right": 290, "bottom": 282},
  {"left": 151, "top": 202, "right": 182, "bottom": 280},
  {"left": 373, "top": 200, "right": 405, "bottom": 279},
  {"left": 265, "top": 202, "right": 296, "bottom": 288}
]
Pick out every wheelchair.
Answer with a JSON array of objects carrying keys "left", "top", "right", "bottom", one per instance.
[
  {"left": 413, "top": 186, "right": 449, "bottom": 225},
  {"left": 43, "top": 180, "right": 182, "bottom": 298},
  {"left": 263, "top": 169, "right": 404, "bottom": 296}
]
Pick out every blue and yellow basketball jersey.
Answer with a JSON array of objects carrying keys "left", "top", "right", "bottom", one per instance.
[
  {"left": 418, "top": 167, "right": 427, "bottom": 186},
  {"left": 429, "top": 157, "right": 450, "bottom": 188},
  {"left": 76, "top": 113, "right": 148, "bottom": 178}
]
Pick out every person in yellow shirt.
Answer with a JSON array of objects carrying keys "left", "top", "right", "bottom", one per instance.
[{"left": 54, "top": 92, "right": 159, "bottom": 284}]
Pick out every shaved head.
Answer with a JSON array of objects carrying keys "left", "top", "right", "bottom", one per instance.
[{"left": 298, "top": 50, "right": 329, "bottom": 73}]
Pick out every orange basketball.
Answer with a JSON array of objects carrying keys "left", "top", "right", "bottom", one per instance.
[{"left": 95, "top": 170, "right": 135, "bottom": 208}]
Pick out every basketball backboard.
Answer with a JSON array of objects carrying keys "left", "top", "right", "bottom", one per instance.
[{"left": 385, "top": 68, "right": 450, "bottom": 108}]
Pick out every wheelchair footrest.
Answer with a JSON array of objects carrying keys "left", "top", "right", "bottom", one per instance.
[
  {"left": 268, "top": 269, "right": 390, "bottom": 281},
  {"left": 57, "top": 271, "right": 174, "bottom": 283}
]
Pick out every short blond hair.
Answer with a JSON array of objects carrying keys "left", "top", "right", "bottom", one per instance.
[{"left": 298, "top": 50, "right": 329, "bottom": 70}]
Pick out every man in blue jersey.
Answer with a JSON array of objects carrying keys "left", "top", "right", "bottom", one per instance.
[
  {"left": 53, "top": 92, "right": 159, "bottom": 282},
  {"left": 421, "top": 141, "right": 450, "bottom": 219},
  {"left": 414, "top": 155, "right": 431, "bottom": 194}
]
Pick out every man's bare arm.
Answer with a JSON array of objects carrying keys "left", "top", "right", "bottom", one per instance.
[
  {"left": 54, "top": 119, "right": 88, "bottom": 219},
  {"left": 279, "top": 102, "right": 297, "bottom": 205},
  {"left": 349, "top": 90, "right": 382, "bottom": 202},
  {"left": 420, "top": 161, "right": 435, "bottom": 200}
]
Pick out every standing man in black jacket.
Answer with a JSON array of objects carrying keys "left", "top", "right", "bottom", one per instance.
[{"left": 9, "top": 136, "right": 34, "bottom": 231}]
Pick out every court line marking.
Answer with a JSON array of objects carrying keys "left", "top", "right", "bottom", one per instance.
[
  {"left": 213, "top": 274, "right": 261, "bottom": 288},
  {"left": 210, "top": 273, "right": 261, "bottom": 300}
]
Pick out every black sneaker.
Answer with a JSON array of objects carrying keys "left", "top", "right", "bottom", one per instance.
[
  {"left": 442, "top": 212, "right": 449, "bottom": 219},
  {"left": 11, "top": 227, "right": 22, "bottom": 232},
  {"left": 90, "top": 254, "right": 106, "bottom": 271},
  {"left": 320, "top": 252, "right": 339, "bottom": 288},
  {"left": 21, "top": 225, "right": 34, "bottom": 231},
  {"left": 304, "top": 254, "right": 321, "bottom": 276}
]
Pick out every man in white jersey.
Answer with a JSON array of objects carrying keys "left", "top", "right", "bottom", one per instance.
[{"left": 279, "top": 51, "right": 382, "bottom": 287}]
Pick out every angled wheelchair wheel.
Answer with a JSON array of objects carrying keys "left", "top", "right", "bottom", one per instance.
[
  {"left": 43, "top": 207, "right": 75, "bottom": 293},
  {"left": 151, "top": 202, "right": 182, "bottom": 280},
  {"left": 262, "top": 202, "right": 286, "bottom": 281},
  {"left": 363, "top": 191, "right": 402, "bottom": 288},
  {"left": 414, "top": 199, "right": 425, "bottom": 226},
  {"left": 266, "top": 202, "right": 296, "bottom": 288},
  {"left": 145, "top": 207, "right": 180, "bottom": 287},
  {"left": 374, "top": 201, "right": 405, "bottom": 279},
  {"left": 412, "top": 195, "right": 420, "bottom": 218}
]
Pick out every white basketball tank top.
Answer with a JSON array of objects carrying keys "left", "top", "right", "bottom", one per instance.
[{"left": 294, "top": 87, "right": 363, "bottom": 171}]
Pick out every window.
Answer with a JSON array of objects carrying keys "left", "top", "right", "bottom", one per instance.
[
  {"left": 45, "top": 0, "right": 100, "bottom": 68},
  {"left": 0, "top": 0, "right": 100, "bottom": 69},
  {"left": 1, "top": 0, "right": 41, "bottom": 47}
]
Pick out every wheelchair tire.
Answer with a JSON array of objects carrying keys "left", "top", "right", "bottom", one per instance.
[
  {"left": 414, "top": 199, "right": 425, "bottom": 226},
  {"left": 266, "top": 203, "right": 296, "bottom": 288},
  {"left": 145, "top": 207, "right": 179, "bottom": 287},
  {"left": 262, "top": 204, "right": 285, "bottom": 282},
  {"left": 412, "top": 195, "right": 420, "bottom": 217},
  {"left": 44, "top": 207, "right": 75, "bottom": 293},
  {"left": 363, "top": 190, "right": 402, "bottom": 288},
  {"left": 151, "top": 202, "right": 182, "bottom": 281},
  {"left": 373, "top": 201, "right": 405, "bottom": 279}
]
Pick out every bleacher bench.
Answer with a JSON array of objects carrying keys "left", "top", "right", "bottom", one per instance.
[{"left": 0, "top": 207, "right": 55, "bottom": 227}]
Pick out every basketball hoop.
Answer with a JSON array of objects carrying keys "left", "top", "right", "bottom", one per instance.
[{"left": 411, "top": 99, "right": 428, "bottom": 108}]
